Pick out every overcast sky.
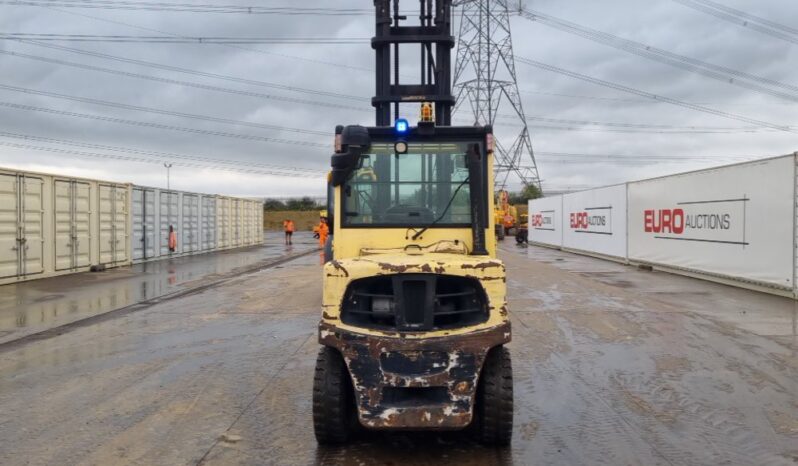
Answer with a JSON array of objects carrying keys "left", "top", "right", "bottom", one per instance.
[{"left": 0, "top": 0, "right": 795, "bottom": 197}]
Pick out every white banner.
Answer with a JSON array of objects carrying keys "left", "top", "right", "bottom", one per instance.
[
  {"left": 628, "top": 155, "right": 795, "bottom": 289},
  {"left": 528, "top": 196, "right": 563, "bottom": 247},
  {"left": 562, "top": 184, "right": 627, "bottom": 259}
]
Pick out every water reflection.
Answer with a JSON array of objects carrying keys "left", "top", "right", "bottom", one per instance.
[{"left": 0, "top": 232, "right": 316, "bottom": 342}]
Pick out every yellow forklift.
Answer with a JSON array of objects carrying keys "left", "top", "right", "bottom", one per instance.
[{"left": 313, "top": 0, "right": 512, "bottom": 446}]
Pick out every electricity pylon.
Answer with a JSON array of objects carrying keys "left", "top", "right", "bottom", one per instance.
[{"left": 453, "top": 0, "right": 542, "bottom": 192}]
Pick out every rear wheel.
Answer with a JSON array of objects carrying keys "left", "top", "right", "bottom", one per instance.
[
  {"left": 475, "top": 346, "right": 513, "bottom": 446},
  {"left": 313, "top": 346, "right": 356, "bottom": 444}
]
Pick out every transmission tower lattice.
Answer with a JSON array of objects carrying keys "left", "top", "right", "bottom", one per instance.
[{"left": 453, "top": 0, "right": 541, "bottom": 191}]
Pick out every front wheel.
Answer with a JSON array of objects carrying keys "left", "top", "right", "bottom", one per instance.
[
  {"left": 313, "top": 347, "right": 357, "bottom": 444},
  {"left": 475, "top": 346, "right": 513, "bottom": 446}
]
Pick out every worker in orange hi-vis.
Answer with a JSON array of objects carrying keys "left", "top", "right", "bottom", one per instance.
[
  {"left": 168, "top": 225, "right": 177, "bottom": 253},
  {"left": 316, "top": 217, "right": 329, "bottom": 249},
  {"left": 283, "top": 218, "right": 295, "bottom": 245}
]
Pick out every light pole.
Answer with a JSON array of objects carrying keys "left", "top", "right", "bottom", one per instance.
[{"left": 164, "top": 163, "right": 173, "bottom": 191}]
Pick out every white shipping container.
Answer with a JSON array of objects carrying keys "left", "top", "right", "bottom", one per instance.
[
  {"left": 231, "top": 199, "right": 242, "bottom": 247},
  {"left": 201, "top": 196, "right": 217, "bottom": 251},
  {"left": 242, "top": 199, "right": 253, "bottom": 246},
  {"left": 528, "top": 195, "right": 563, "bottom": 248},
  {"left": 131, "top": 187, "right": 156, "bottom": 261},
  {"left": 216, "top": 196, "right": 231, "bottom": 250},
  {"left": 1, "top": 167, "right": 132, "bottom": 286},
  {"left": 98, "top": 183, "right": 130, "bottom": 266},
  {"left": 159, "top": 190, "right": 179, "bottom": 256},
  {"left": 628, "top": 154, "right": 795, "bottom": 291},
  {"left": 54, "top": 179, "right": 92, "bottom": 270},
  {"left": 0, "top": 173, "right": 44, "bottom": 279},
  {"left": 181, "top": 193, "right": 200, "bottom": 254},
  {"left": 561, "top": 184, "right": 628, "bottom": 260}
]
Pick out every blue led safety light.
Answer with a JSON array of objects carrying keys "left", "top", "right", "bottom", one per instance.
[{"left": 395, "top": 118, "right": 409, "bottom": 134}]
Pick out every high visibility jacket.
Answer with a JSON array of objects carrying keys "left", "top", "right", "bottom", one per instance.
[
  {"left": 317, "top": 222, "right": 329, "bottom": 246},
  {"left": 168, "top": 231, "right": 177, "bottom": 250},
  {"left": 283, "top": 220, "right": 295, "bottom": 232}
]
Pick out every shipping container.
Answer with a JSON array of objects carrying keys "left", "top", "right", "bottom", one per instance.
[
  {"left": 527, "top": 195, "right": 563, "bottom": 248},
  {"left": 1, "top": 166, "right": 262, "bottom": 285},
  {"left": 130, "top": 188, "right": 262, "bottom": 264},
  {"left": 131, "top": 187, "right": 156, "bottom": 261},
  {"left": 561, "top": 184, "right": 628, "bottom": 261},
  {"left": 231, "top": 198, "right": 242, "bottom": 247},
  {"left": 216, "top": 196, "right": 231, "bottom": 250},
  {"left": 628, "top": 154, "right": 795, "bottom": 294},
  {"left": 0, "top": 167, "right": 132, "bottom": 286},
  {"left": 201, "top": 196, "right": 217, "bottom": 251}
]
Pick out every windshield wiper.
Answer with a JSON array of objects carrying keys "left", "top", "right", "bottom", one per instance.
[{"left": 411, "top": 177, "right": 470, "bottom": 241}]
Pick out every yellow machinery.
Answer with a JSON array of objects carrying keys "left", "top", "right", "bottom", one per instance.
[
  {"left": 493, "top": 189, "right": 518, "bottom": 240},
  {"left": 312, "top": 0, "right": 512, "bottom": 447}
]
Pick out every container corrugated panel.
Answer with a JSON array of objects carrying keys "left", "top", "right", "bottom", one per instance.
[
  {"left": 1, "top": 167, "right": 134, "bottom": 286},
  {"left": 242, "top": 200, "right": 253, "bottom": 245},
  {"left": 54, "top": 179, "right": 92, "bottom": 271},
  {"left": 158, "top": 191, "right": 179, "bottom": 256},
  {"left": 216, "top": 196, "right": 231, "bottom": 250},
  {"left": 201, "top": 196, "right": 217, "bottom": 251},
  {"left": 0, "top": 173, "right": 45, "bottom": 280},
  {"left": 131, "top": 187, "right": 156, "bottom": 261},
  {"left": 231, "top": 199, "right": 242, "bottom": 247},
  {"left": 181, "top": 193, "right": 200, "bottom": 254},
  {"left": 98, "top": 183, "right": 130, "bottom": 266}
]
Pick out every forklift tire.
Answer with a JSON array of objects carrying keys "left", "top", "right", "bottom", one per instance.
[
  {"left": 313, "top": 346, "right": 356, "bottom": 445},
  {"left": 475, "top": 346, "right": 513, "bottom": 446}
]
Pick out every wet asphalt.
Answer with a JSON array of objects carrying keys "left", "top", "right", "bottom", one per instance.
[
  {"left": 0, "top": 238, "right": 796, "bottom": 465},
  {"left": 0, "top": 232, "right": 317, "bottom": 345}
]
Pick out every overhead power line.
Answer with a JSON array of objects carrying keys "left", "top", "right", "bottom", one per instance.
[
  {"left": 0, "top": 33, "right": 370, "bottom": 44},
  {"left": 0, "top": 47, "right": 371, "bottom": 111},
  {"left": 0, "top": 82, "right": 334, "bottom": 136},
  {"left": 671, "top": 0, "right": 798, "bottom": 44},
  {"left": 0, "top": 1, "right": 376, "bottom": 14},
  {"left": 0, "top": 140, "right": 323, "bottom": 177},
  {"left": 515, "top": 57, "right": 796, "bottom": 134},
  {"left": 518, "top": 6, "right": 798, "bottom": 102},
  {"left": 0, "top": 100, "right": 329, "bottom": 147},
  {"left": 0, "top": 131, "right": 324, "bottom": 174},
  {"left": 13, "top": 40, "right": 370, "bottom": 103},
  {"left": 10, "top": 44, "right": 762, "bottom": 136}
]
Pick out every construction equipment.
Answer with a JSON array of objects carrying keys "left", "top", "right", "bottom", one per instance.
[
  {"left": 493, "top": 189, "right": 517, "bottom": 240},
  {"left": 313, "top": 0, "right": 512, "bottom": 446}
]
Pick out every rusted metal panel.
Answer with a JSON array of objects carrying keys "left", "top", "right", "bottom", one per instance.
[{"left": 319, "top": 321, "right": 510, "bottom": 429}]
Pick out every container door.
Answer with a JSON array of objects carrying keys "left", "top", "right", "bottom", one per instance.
[
  {"left": 232, "top": 199, "right": 241, "bottom": 246},
  {"left": 182, "top": 194, "right": 199, "bottom": 253},
  {"left": 98, "top": 185, "right": 114, "bottom": 264},
  {"left": 73, "top": 181, "right": 91, "bottom": 267},
  {"left": 54, "top": 180, "right": 91, "bottom": 270},
  {"left": 99, "top": 184, "right": 128, "bottom": 265},
  {"left": 202, "top": 197, "right": 217, "bottom": 250},
  {"left": 131, "top": 188, "right": 145, "bottom": 261},
  {"left": 0, "top": 174, "right": 19, "bottom": 278},
  {"left": 159, "top": 191, "right": 179, "bottom": 255},
  {"left": 132, "top": 188, "right": 156, "bottom": 261},
  {"left": 217, "top": 198, "right": 229, "bottom": 249},
  {"left": 20, "top": 176, "right": 44, "bottom": 276},
  {"left": 241, "top": 201, "right": 251, "bottom": 245}
]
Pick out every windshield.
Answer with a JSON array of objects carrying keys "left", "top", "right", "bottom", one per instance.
[{"left": 342, "top": 142, "right": 478, "bottom": 226}]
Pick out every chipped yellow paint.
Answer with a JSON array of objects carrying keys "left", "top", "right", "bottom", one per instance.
[
  {"left": 322, "top": 252, "right": 508, "bottom": 339},
  {"left": 322, "top": 149, "right": 508, "bottom": 339}
]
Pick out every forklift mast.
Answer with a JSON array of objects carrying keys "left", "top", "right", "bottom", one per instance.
[{"left": 372, "top": 0, "right": 455, "bottom": 126}]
